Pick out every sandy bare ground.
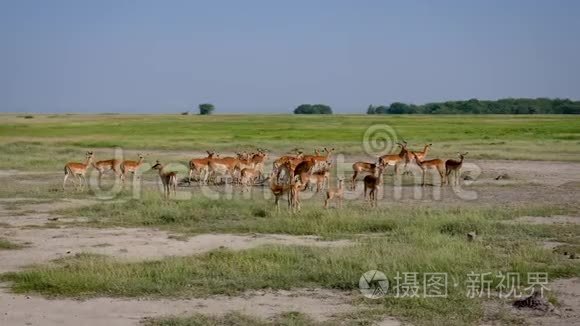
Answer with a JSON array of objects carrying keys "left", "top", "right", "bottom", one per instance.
[
  {"left": 0, "top": 228, "right": 352, "bottom": 273},
  {"left": 0, "top": 288, "right": 357, "bottom": 326},
  {"left": 509, "top": 215, "right": 580, "bottom": 225}
]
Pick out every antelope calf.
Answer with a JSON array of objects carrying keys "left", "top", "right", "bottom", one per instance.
[
  {"left": 445, "top": 152, "right": 468, "bottom": 186},
  {"left": 289, "top": 179, "right": 304, "bottom": 212},
  {"left": 63, "top": 151, "right": 94, "bottom": 191},
  {"left": 151, "top": 160, "right": 177, "bottom": 199},
  {"left": 413, "top": 153, "right": 446, "bottom": 186},
  {"left": 324, "top": 178, "right": 344, "bottom": 209},
  {"left": 363, "top": 167, "right": 383, "bottom": 207}
]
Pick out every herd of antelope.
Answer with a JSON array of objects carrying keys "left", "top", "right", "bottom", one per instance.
[{"left": 63, "top": 141, "right": 468, "bottom": 210}]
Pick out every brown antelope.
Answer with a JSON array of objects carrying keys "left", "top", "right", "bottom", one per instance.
[
  {"left": 324, "top": 178, "right": 344, "bottom": 209},
  {"left": 378, "top": 141, "right": 409, "bottom": 175},
  {"left": 240, "top": 167, "right": 259, "bottom": 192},
  {"left": 302, "top": 147, "right": 334, "bottom": 172},
  {"left": 351, "top": 161, "right": 379, "bottom": 190},
  {"left": 273, "top": 150, "right": 303, "bottom": 182},
  {"left": 63, "top": 151, "right": 94, "bottom": 191},
  {"left": 93, "top": 156, "right": 123, "bottom": 180},
  {"left": 308, "top": 167, "right": 331, "bottom": 192},
  {"left": 413, "top": 153, "right": 446, "bottom": 187},
  {"left": 363, "top": 166, "right": 384, "bottom": 207},
  {"left": 151, "top": 160, "right": 177, "bottom": 199},
  {"left": 188, "top": 151, "right": 218, "bottom": 184},
  {"left": 120, "top": 153, "right": 145, "bottom": 183},
  {"left": 445, "top": 152, "right": 468, "bottom": 186},
  {"left": 269, "top": 171, "right": 293, "bottom": 211},
  {"left": 233, "top": 153, "right": 256, "bottom": 184},
  {"left": 206, "top": 155, "right": 239, "bottom": 184},
  {"left": 250, "top": 149, "right": 268, "bottom": 180},
  {"left": 276, "top": 155, "right": 304, "bottom": 183},
  {"left": 288, "top": 179, "right": 304, "bottom": 212}
]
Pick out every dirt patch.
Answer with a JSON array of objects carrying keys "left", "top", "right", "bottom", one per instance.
[
  {"left": 509, "top": 215, "right": 580, "bottom": 225},
  {"left": 483, "top": 278, "right": 580, "bottom": 325},
  {"left": 0, "top": 228, "right": 352, "bottom": 273},
  {"left": 0, "top": 287, "right": 355, "bottom": 326}
]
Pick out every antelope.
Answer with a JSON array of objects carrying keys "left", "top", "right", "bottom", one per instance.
[
  {"left": 250, "top": 149, "right": 268, "bottom": 180},
  {"left": 273, "top": 150, "right": 303, "bottom": 182},
  {"left": 308, "top": 167, "right": 331, "bottom": 192},
  {"left": 289, "top": 179, "right": 304, "bottom": 212},
  {"left": 324, "top": 178, "right": 344, "bottom": 209},
  {"left": 302, "top": 147, "right": 334, "bottom": 173},
  {"left": 240, "top": 167, "right": 259, "bottom": 192},
  {"left": 269, "top": 171, "right": 293, "bottom": 212},
  {"left": 445, "top": 152, "right": 468, "bottom": 186},
  {"left": 412, "top": 153, "right": 446, "bottom": 187},
  {"left": 363, "top": 166, "right": 384, "bottom": 207},
  {"left": 378, "top": 141, "right": 409, "bottom": 175},
  {"left": 93, "top": 156, "right": 123, "bottom": 180},
  {"left": 206, "top": 155, "right": 239, "bottom": 184},
  {"left": 410, "top": 144, "right": 432, "bottom": 162},
  {"left": 351, "top": 161, "right": 379, "bottom": 190},
  {"left": 151, "top": 160, "right": 177, "bottom": 199},
  {"left": 188, "top": 151, "right": 218, "bottom": 184},
  {"left": 233, "top": 153, "right": 256, "bottom": 184},
  {"left": 63, "top": 151, "right": 94, "bottom": 191},
  {"left": 276, "top": 155, "right": 305, "bottom": 183},
  {"left": 120, "top": 153, "right": 145, "bottom": 183}
]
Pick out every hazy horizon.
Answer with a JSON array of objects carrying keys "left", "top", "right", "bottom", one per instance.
[{"left": 2, "top": 0, "right": 579, "bottom": 114}]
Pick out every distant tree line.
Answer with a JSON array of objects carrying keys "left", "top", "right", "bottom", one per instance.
[
  {"left": 294, "top": 104, "right": 333, "bottom": 114},
  {"left": 366, "top": 98, "right": 580, "bottom": 114}
]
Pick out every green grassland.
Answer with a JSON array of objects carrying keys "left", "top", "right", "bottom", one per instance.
[
  {"left": 1, "top": 114, "right": 580, "bottom": 325},
  {"left": 1, "top": 114, "right": 580, "bottom": 171}
]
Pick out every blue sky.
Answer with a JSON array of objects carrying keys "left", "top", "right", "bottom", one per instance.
[{"left": 1, "top": 0, "right": 579, "bottom": 113}]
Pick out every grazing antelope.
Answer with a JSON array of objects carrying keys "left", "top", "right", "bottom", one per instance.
[
  {"left": 63, "top": 151, "right": 94, "bottom": 191},
  {"left": 378, "top": 141, "right": 409, "bottom": 175},
  {"left": 351, "top": 161, "right": 379, "bottom": 190},
  {"left": 445, "top": 152, "right": 468, "bottom": 186},
  {"left": 188, "top": 151, "right": 218, "bottom": 184},
  {"left": 412, "top": 153, "right": 446, "bottom": 187},
  {"left": 120, "top": 153, "right": 145, "bottom": 183},
  {"left": 93, "top": 156, "right": 123, "bottom": 181},
  {"left": 151, "top": 160, "right": 177, "bottom": 199},
  {"left": 324, "top": 178, "right": 344, "bottom": 209},
  {"left": 363, "top": 166, "right": 384, "bottom": 207}
]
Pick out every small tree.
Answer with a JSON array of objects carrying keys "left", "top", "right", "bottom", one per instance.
[{"left": 199, "top": 103, "right": 215, "bottom": 115}]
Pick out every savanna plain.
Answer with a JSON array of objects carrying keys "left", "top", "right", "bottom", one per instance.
[{"left": 0, "top": 114, "right": 579, "bottom": 326}]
